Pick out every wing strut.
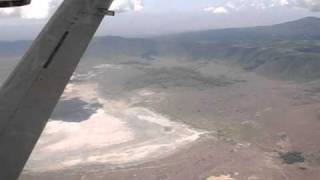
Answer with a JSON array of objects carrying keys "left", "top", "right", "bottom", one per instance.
[{"left": 0, "top": 0, "right": 114, "bottom": 179}]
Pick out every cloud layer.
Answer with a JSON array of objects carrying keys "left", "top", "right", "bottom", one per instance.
[
  {"left": 0, "top": 0, "right": 143, "bottom": 19},
  {"left": 292, "top": 0, "right": 320, "bottom": 11},
  {"left": 110, "top": 0, "right": 143, "bottom": 12},
  {"left": 0, "top": 0, "right": 60, "bottom": 19},
  {"left": 0, "top": 0, "right": 319, "bottom": 19},
  {"left": 204, "top": 6, "right": 229, "bottom": 14},
  {"left": 204, "top": 0, "right": 320, "bottom": 14}
]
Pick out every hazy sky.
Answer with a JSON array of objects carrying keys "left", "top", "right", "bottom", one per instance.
[{"left": 0, "top": 0, "right": 319, "bottom": 40}]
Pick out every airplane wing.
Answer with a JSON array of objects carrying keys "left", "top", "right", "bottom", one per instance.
[{"left": 0, "top": 0, "right": 114, "bottom": 179}]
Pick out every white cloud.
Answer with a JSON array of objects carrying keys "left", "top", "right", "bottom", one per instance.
[
  {"left": 0, "top": 0, "right": 144, "bottom": 19},
  {"left": 204, "top": 6, "right": 229, "bottom": 14},
  {"left": 204, "top": 0, "right": 320, "bottom": 13},
  {"left": 110, "top": 0, "right": 143, "bottom": 12},
  {"left": 280, "top": 0, "right": 290, "bottom": 6},
  {"left": 292, "top": 0, "right": 320, "bottom": 11},
  {"left": 0, "top": 0, "right": 61, "bottom": 19}
]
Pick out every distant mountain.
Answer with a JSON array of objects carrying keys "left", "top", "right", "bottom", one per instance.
[
  {"left": 157, "top": 17, "right": 320, "bottom": 81},
  {"left": 1, "top": 17, "right": 320, "bottom": 82},
  {"left": 86, "top": 36, "right": 158, "bottom": 60},
  {"left": 265, "top": 17, "right": 320, "bottom": 39},
  {"left": 160, "top": 17, "right": 320, "bottom": 43}
]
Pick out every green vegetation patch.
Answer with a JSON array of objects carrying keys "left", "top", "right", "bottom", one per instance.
[{"left": 280, "top": 151, "right": 305, "bottom": 164}]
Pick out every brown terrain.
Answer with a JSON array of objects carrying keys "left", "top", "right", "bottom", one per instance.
[{"left": 19, "top": 57, "right": 320, "bottom": 180}]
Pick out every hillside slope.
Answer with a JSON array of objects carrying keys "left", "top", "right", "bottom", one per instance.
[{"left": 1, "top": 17, "right": 320, "bottom": 82}]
